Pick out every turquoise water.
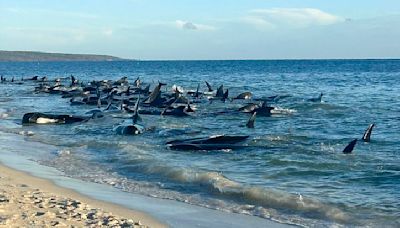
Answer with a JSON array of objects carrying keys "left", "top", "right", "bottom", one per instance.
[{"left": 0, "top": 60, "right": 399, "bottom": 227}]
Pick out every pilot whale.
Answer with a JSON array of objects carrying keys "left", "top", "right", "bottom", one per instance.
[
  {"left": 362, "top": 124, "right": 375, "bottom": 142},
  {"left": 166, "top": 135, "right": 249, "bottom": 150},
  {"left": 22, "top": 112, "right": 87, "bottom": 124},
  {"left": 343, "top": 139, "right": 358, "bottom": 154},
  {"left": 308, "top": 93, "right": 323, "bottom": 102},
  {"left": 246, "top": 112, "right": 257, "bottom": 128},
  {"left": 114, "top": 95, "right": 145, "bottom": 135}
]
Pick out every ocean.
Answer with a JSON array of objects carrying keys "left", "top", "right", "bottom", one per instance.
[{"left": 0, "top": 60, "right": 399, "bottom": 227}]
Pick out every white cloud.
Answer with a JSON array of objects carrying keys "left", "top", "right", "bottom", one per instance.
[
  {"left": 242, "top": 16, "right": 276, "bottom": 30},
  {"left": 245, "top": 8, "right": 344, "bottom": 29},
  {"left": 175, "top": 20, "right": 216, "bottom": 31}
]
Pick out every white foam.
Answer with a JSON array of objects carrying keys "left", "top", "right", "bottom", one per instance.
[
  {"left": 56, "top": 149, "right": 71, "bottom": 156},
  {"left": 0, "top": 113, "right": 9, "bottom": 119},
  {"left": 18, "top": 131, "right": 35, "bottom": 136},
  {"left": 271, "top": 107, "right": 297, "bottom": 115}
]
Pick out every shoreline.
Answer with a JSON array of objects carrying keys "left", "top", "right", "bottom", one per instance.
[
  {"left": 0, "top": 131, "right": 291, "bottom": 228},
  {"left": 0, "top": 162, "right": 165, "bottom": 227}
]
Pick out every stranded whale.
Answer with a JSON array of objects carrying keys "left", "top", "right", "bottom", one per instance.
[
  {"left": 22, "top": 112, "right": 88, "bottom": 125},
  {"left": 166, "top": 135, "right": 249, "bottom": 150}
]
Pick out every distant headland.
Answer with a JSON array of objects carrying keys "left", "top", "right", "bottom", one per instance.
[{"left": 0, "top": 50, "right": 129, "bottom": 62}]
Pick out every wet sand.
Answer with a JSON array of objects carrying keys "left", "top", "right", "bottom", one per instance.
[{"left": 0, "top": 164, "right": 165, "bottom": 227}]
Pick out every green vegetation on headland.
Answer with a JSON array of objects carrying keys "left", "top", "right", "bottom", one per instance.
[{"left": 0, "top": 50, "right": 128, "bottom": 62}]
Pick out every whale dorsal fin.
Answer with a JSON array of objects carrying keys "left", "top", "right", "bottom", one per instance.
[
  {"left": 343, "top": 139, "right": 358, "bottom": 154},
  {"left": 362, "top": 123, "right": 375, "bottom": 142},
  {"left": 216, "top": 85, "right": 224, "bottom": 97},
  {"left": 132, "top": 95, "right": 141, "bottom": 124},
  {"left": 205, "top": 81, "right": 213, "bottom": 92},
  {"left": 246, "top": 112, "right": 257, "bottom": 128}
]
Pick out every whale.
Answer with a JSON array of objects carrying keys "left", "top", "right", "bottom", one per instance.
[
  {"left": 166, "top": 135, "right": 249, "bottom": 151},
  {"left": 362, "top": 124, "right": 375, "bottom": 142},
  {"left": 239, "top": 103, "right": 259, "bottom": 113},
  {"left": 222, "top": 89, "right": 229, "bottom": 102},
  {"left": 161, "top": 105, "right": 191, "bottom": 117},
  {"left": 187, "top": 83, "right": 202, "bottom": 98},
  {"left": 246, "top": 112, "right": 257, "bottom": 128},
  {"left": 22, "top": 112, "right": 88, "bottom": 124},
  {"left": 70, "top": 75, "right": 79, "bottom": 86},
  {"left": 252, "top": 101, "right": 275, "bottom": 116},
  {"left": 234, "top": 92, "right": 252, "bottom": 100},
  {"left": 115, "top": 96, "right": 145, "bottom": 135},
  {"left": 113, "top": 76, "right": 128, "bottom": 86},
  {"left": 308, "top": 93, "right": 323, "bottom": 102},
  {"left": 185, "top": 102, "right": 195, "bottom": 113},
  {"left": 131, "top": 95, "right": 141, "bottom": 124},
  {"left": 114, "top": 124, "right": 145, "bottom": 135},
  {"left": 205, "top": 81, "right": 213, "bottom": 92},
  {"left": 144, "top": 82, "right": 167, "bottom": 107},
  {"left": 343, "top": 139, "right": 358, "bottom": 154},
  {"left": 27, "top": 76, "right": 39, "bottom": 81},
  {"left": 134, "top": 77, "right": 141, "bottom": 88},
  {"left": 215, "top": 85, "right": 224, "bottom": 98},
  {"left": 194, "top": 83, "right": 201, "bottom": 98}
]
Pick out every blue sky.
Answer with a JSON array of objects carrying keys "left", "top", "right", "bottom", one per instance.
[{"left": 0, "top": 0, "right": 399, "bottom": 59}]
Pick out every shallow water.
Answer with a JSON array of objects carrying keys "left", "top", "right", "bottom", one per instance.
[{"left": 0, "top": 60, "right": 399, "bottom": 227}]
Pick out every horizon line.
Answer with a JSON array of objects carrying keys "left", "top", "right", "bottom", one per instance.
[
  {"left": 1, "top": 50, "right": 399, "bottom": 62},
  {"left": 137, "top": 58, "right": 400, "bottom": 61}
]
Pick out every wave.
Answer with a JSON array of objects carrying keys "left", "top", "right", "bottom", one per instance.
[
  {"left": 271, "top": 107, "right": 297, "bottom": 115},
  {"left": 119, "top": 161, "right": 351, "bottom": 224}
]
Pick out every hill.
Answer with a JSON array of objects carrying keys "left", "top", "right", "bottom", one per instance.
[{"left": 0, "top": 50, "right": 127, "bottom": 62}]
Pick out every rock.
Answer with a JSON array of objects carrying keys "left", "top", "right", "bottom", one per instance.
[
  {"left": 121, "top": 221, "right": 134, "bottom": 228},
  {"left": 0, "top": 196, "right": 9, "bottom": 203},
  {"left": 87, "top": 212, "right": 97, "bottom": 220},
  {"left": 70, "top": 200, "right": 81, "bottom": 208},
  {"left": 57, "top": 204, "right": 67, "bottom": 210},
  {"left": 107, "top": 219, "right": 119, "bottom": 226},
  {"left": 70, "top": 212, "right": 80, "bottom": 218},
  {"left": 17, "top": 184, "right": 29, "bottom": 188},
  {"left": 35, "top": 211, "right": 45, "bottom": 216},
  {"left": 50, "top": 221, "right": 59, "bottom": 226}
]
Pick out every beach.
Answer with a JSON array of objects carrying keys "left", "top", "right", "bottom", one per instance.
[
  {"left": 0, "top": 163, "right": 164, "bottom": 228},
  {"left": 1, "top": 0, "right": 399, "bottom": 226}
]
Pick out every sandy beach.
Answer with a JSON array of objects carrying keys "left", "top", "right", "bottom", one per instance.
[{"left": 0, "top": 164, "right": 165, "bottom": 228}]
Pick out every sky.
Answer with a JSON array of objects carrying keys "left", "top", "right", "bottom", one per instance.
[{"left": 0, "top": 0, "right": 399, "bottom": 60}]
